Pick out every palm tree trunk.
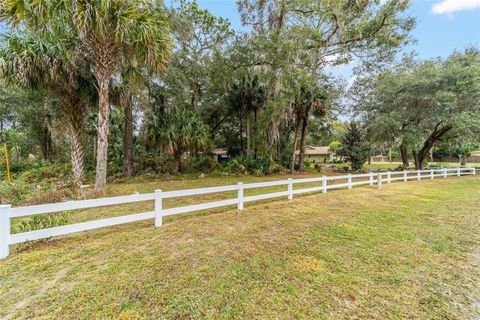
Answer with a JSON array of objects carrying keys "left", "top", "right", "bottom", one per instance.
[
  {"left": 290, "top": 118, "right": 301, "bottom": 174},
  {"left": 122, "top": 94, "right": 134, "bottom": 177},
  {"left": 69, "top": 125, "right": 85, "bottom": 187},
  {"left": 95, "top": 78, "right": 110, "bottom": 190},
  {"left": 298, "top": 115, "right": 308, "bottom": 172},
  {"left": 172, "top": 150, "right": 182, "bottom": 174}
]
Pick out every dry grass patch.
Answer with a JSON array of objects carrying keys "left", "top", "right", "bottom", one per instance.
[{"left": 0, "top": 176, "right": 479, "bottom": 319}]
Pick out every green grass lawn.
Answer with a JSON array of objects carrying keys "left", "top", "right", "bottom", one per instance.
[{"left": 1, "top": 176, "right": 479, "bottom": 319}]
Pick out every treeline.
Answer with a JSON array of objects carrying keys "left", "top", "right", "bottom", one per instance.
[
  {"left": 0, "top": 0, "right": 478, "bottom": 190},
  {"left": 351, "top": 50, "right": 480, "bottom": 169}
]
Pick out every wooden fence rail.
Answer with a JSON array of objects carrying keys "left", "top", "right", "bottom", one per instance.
[{"left": 0, "top": 167, "right": 476, "bottom": 259}]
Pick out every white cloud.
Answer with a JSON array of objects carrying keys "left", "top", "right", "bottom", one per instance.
[
  {"left": 324, "top": 54, "right": 339, "bottom": 62},
  {"left": 431, "top": 0, "right": 480, "bottom": 15}
]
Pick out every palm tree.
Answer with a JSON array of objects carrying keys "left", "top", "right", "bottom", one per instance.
[
  {"left": 146, "top": 107, "right": 210, "bottom": 174},
  {"left": 227, "top": 70, "right": 265, "bottom": 158},
  {"left": 110, "top": 66, "right": 145, "bottom": 177},
  {"left": 288, "top": 78, "right": 326, "bottom": 173},
  {"left": 1, "top": 0, "right": 172, "bottom": 189},
  {"left": 0, "top": 31, "right": 96, "bottom": 186},
  {"left": 72, "top": 0, "right": 172, "bottom": 189}
]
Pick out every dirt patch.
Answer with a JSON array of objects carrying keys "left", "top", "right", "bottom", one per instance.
[{"left": 7, "top": 267, "right": 70, "bottom": 319}]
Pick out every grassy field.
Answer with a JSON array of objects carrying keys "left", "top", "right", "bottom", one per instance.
[{"left": 0, "top": 175, "right": 479, "bottom": 319}]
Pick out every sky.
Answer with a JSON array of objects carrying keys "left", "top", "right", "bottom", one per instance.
[
  {"left": 1, "top": 0, "right": 478, "bottom": 80},
  {"left": 166, "top": 0, "right": 480, "bottom": 80}
]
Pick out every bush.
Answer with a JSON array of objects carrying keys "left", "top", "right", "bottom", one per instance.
[
  {"left": 226, "top": 155, "right": 285, "bottom": 176},
  {"left": 135, "top": 155, "right": 174, "bottom": 174},
  {"left": 181, "top": 155, "right": 220, "bottom": 174},
  {"left": 225, "top": 159, "right": 248, "bottom": 175},
  {"left": 12, "top": 212, "right": 69, "bottom": 234},
  {"left": 266, "top": 163, "right": 285, "bottom": 175},
  {"left": 303, "top": 160, "right": 312, "bottom": 169}
]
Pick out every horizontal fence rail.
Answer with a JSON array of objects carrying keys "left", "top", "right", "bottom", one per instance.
[{"left": 0, "top": 167, "right": 476, "bottom": 259}]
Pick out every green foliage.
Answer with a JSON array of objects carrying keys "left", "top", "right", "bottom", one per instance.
[
  {"left": 225, "top": 155, "right": 284, "bottom": 176},
  {"left": 12, "top": 212, "right": 69, "bottom": 234},
  {"left": 353, "top": 48, "right": 480, "bottom": 168},
  {"left": 340, "top": 122, "right": 369, "bottom": 171},
  {"left": 303, "top": 160, "right": 312, "bottom": 169},
  {"left": 181, "top": 155, "right": 220, "bottom": 174}
]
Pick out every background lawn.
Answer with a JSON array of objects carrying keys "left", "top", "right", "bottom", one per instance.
[{"left": 0, "top": 176, "right": 479, "bottom": 319}]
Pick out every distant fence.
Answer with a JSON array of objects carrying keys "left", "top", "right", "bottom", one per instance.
[
  {"left": 0, "top": 167, "right": 476, "bottom": 259},
  {"left": 370, "top": 156, "right": 480, "bottom": 163}
]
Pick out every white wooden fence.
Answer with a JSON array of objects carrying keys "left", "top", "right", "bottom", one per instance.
[{"left": 0, "top": 167, "right": 476, "bottom": 259}]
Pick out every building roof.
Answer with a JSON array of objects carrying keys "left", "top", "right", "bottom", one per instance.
[
  {"left": 295, "top": 146, "right": 331, "bottom": 155},
  {"left": 471, "top": 150, "right": 480, "bottom": 156},
  {"left": 212, "top": 148, "right": 228, "bottom": 155}
]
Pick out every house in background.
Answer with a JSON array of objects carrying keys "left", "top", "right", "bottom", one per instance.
[
  {"left": 212, "top": 148, "right": 230, "bottom": 163},
  {"left": 295, "top": 146, "right": 334, "bottom": 163}
]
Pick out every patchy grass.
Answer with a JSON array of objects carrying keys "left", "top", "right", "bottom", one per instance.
[{"left": 0, "top": 176, "right": 479, "bottom": 319}]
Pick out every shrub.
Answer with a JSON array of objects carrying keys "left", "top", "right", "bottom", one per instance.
[
  {"left": 226, "top": 155, "right": 285, "bottom": 176},
  {"left": 303, "top": 160, "right": 312, "bottom": 169},
  {"left": 266, "top": 163, "right": 285, "bottom": 175},
  {"left": 181, "top": 155, "right": 220, "bottom": 173},
  {"left": 135, "top": 155, "right": 174, "bottom": 174},
  {"left": 12, "top": 212, "right": 69, "bottom": 234}
]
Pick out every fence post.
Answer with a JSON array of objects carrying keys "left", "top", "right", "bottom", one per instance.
[
  {"left": 403, "top": 171, "right": 407, "bottom": 182},
  {"left": 322, "top": 175, "right": 327, "bottom": 193},
  {"left": 430, "top": 169, "right": 434, "bottom": 180},
  {"left": 417, "top": 170, "right": 421, "bottom": 181},
  {"left": 457, "top": 168, "right": 460, "bottom": 177},
  {"left": 287, "top": 178, "right": 293, "bottom": 200},
  {"left": 444, "top": 168, "right": 447, "bottom": 178},
  {"left": 369, "top": 172, "right": 374, "bottom": 186},
  {"left": 347, "top": 174, "right": 352, "bottom": 190},
  {"left": 387, "top": 171, "right": 391, "bottom": 184},
  {"left": 473, "top": 168, "right": 476, "bottom": 176},
  {"left": 377, "top": 174, "right": 382, "bottom": 190},
  {"left": 0, "top": 205, "right": 11, "bottom": 259},
  {"left": 237, "top": 182, "right": 244, "bottom": 210},
  {"left": 154, "top": 189, "right": 163, "bottom": 227}
]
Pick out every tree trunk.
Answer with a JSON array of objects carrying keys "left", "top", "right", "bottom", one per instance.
[
  {"left": 400, "top": 143, "right": 409, "bottom": 167},
  {"left": 290, "top": 118, "right": 301, "bottom": 174},
  {"left": 414, "top": 124, "right": 453, "bottom": 170},
  {"left": 412, "top": 150, "right": 422, "bottom": 170},
  {"left": 122, "top": 94, "right": 134, "bottom": 177},
  {"left": 460, "top": 157, "right": 466, "bottom": 166},
  {"left": 172, "top": 150, "right": 182, "bottom": 174},
  {"left": 246, "top": 114, "right": 251, "bottom": 157},
  {"left": 95, "top": 78, "right": 110, "bottom": 190},
  {"left": 191, "top": 82, "right": 199, "bottom": 109},
  {"left": 239, "top": 117, "right": 244, "bottom": 153},
  {"left": 253, "top": 109, "right": 258, "bottom": 160},
  {"left": 69, "top": 125, "right": 85, "bottom": 187},
  {"left": 298, "top": 115, "right": 308, "bottom": 172}
]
